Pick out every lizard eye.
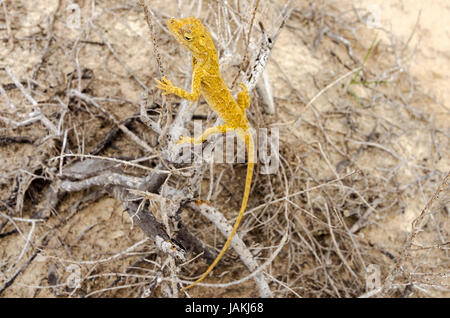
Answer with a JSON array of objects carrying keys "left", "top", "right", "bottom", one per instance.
[{"left": 184, "top": 35, "right": 192, "bottom": 41}]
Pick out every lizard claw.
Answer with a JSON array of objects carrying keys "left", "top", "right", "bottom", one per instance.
[{"left": 239, "top": 83, "right": 248, "bottom": 92}]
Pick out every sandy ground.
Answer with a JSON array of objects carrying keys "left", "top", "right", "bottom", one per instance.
[{"left": 362, "top": 0, "right": 450, "bottom": 121}]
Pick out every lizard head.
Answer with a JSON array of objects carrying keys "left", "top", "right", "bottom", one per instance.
[{"left": 166, "top": 17, "right": 216, "bottom": 60}]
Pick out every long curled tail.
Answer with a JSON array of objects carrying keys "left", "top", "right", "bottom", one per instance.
[{"left": 183, "top": 129, "right": 255, "bottom": 290}]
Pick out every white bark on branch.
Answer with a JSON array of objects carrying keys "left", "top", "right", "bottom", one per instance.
[{"left": 189, "top": 202, "right": 273, "bottom": 298}]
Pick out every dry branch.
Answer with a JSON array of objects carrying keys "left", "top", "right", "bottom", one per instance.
[{"left": 189, "top": 201, "right": 273, "bottom": 297}]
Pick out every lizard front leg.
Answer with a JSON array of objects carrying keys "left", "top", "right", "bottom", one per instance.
[{"left": 156, "top": 68, "right": 202, "bottom": 101}]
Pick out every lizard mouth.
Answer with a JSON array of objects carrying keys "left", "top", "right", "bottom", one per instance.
[
  {"left": 167, "top": 18, "right": 180, "bottom": 33},
  {"left": 167, "top": 18, "right": 177, "bottom": 27},
  {"left": 167, "top": 18, "right": 186, "bottom": 42}
]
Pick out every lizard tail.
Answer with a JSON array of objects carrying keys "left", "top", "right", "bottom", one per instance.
[{"left": 183, "top": 129, "right": 255, "bottom": 291}]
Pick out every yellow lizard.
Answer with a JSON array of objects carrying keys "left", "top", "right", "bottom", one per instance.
[{"left": 156, "top": 17, "right": 255, "bottom": 291}]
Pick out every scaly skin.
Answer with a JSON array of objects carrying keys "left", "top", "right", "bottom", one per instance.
[{"left": 156, "top": 17, "right": 254, "bottom": 291}]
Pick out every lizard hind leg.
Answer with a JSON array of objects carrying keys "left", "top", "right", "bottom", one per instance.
[
  {"left": 237, "top": 83, "right": 250, "bottom": 110},
  {"left": 176, "top": 125, "right": 229, "bottom": 145}
]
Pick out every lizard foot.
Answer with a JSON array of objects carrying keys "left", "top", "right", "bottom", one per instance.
[
  {"left": 155, "top": 77, "right": 176, "bottom": 96},
  {"left": 176, "top": 136, "right": 195, "bottom": 145},
  {"left": 237, "top": 83, "right": 250, "bottom": 110}
]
